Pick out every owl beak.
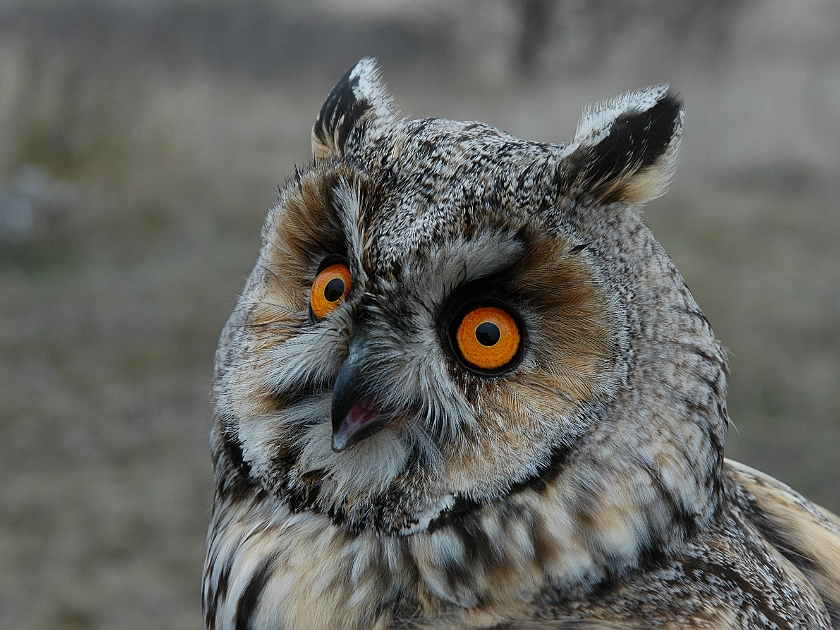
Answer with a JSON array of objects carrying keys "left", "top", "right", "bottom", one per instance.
[{"left": 331, "top": 350, "right": 388, "bottom": 452}]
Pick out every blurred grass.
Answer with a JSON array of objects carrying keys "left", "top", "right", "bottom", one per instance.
[{"left": 0, "top": 1, "right": 838, "bottom": 628}]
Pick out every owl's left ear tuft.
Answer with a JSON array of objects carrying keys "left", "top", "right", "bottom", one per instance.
[
  {"left": 564, "top": 85, "right": 684, "bottom": 205},
  {"left": 312, "top": 57, "right": 395, "bottom": 161}
]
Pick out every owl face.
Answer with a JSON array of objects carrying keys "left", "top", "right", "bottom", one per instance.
[{"left": 213, "top": 59, "right": 722, "bottom": 536}]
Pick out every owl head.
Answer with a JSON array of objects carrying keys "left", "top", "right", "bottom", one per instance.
[{"left": 212, "top": 58, "right": 727, "bottom": 540}]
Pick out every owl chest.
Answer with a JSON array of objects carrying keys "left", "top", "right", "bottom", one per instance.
[
  {"left": 210, "top": 505, "right": 546, "bottom": 630},
  {"left": 209, "top": 509, "right": 409, "bottom": 630}
]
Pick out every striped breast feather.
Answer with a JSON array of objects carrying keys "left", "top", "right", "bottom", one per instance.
[
  {"left": 726, "top": 458, "right": 840, "bottom": 627},
  {"left": 403, "top": 617, "right": 660, "bottom": 629}
]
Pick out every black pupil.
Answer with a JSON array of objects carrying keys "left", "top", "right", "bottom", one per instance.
[
  {"left": 475, "top": 322, "right": 501, "bottom": 346},
  {"left": 324, "top": 277, "right": 345, "bottom": 302}
]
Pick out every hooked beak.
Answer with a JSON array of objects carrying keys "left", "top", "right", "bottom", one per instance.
[{"left": 331, "top": 349, "right": 390, "bottom": 452}]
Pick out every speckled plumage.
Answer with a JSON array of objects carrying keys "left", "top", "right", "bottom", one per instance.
[{"left": 203, "top": 58, "right": 840, "bottom": 629}]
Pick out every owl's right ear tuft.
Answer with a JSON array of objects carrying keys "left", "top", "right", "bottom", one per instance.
[
  {"left": 563, "top": 85, "right": 684, "bottom": 206},
  {"left": 312, "top": 58, "right": 395, "bottom": 161}
]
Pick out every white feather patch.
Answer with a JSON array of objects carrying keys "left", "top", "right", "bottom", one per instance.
[
  {"left": 350, "top": 57, "right": 394, "bottom": 124},
  {"left": 574, "top": 84, "right": 671, "bottom": 146}
]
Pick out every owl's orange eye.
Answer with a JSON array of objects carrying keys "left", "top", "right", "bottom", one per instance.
[
  {"left": 310, "top": 263, "right": 352, "bottom": 320},
  {"left": 455, "top": 305, "right": 521, "bottom": 372}
]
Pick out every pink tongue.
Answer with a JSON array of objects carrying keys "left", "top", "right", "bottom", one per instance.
[{"left": 344, "top": 400, "right": 383, "bottom": 432}]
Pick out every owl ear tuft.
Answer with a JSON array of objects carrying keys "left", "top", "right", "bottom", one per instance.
[
  {"left": 312, "top": 57, "right": 395, "bottom": 161},
  {"left": 564, "top": 86, "right": 684, "bottom": 205}
]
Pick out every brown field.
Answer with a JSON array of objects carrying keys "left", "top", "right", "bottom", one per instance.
[{"left": 0, "top": 1, "right": 838, "bottom": 628}]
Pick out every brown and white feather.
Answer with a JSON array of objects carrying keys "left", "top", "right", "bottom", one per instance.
[{"left": 203, "top": 58, "right": 840, "bottom": 630}]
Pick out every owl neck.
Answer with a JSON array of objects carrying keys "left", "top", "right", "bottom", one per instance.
[
  {"left": 581, "top": 203, "right": 729, "bottom": 525},
  {"left": 206, "top": 441, "right": 721, "bottom": 629},
  {"left": 209, "top": 390, "right": 728, "bottom": 624}
]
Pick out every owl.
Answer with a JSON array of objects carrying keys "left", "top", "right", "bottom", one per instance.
[{"left": 203, "top": 58, "right": 840, "bottom": 629}]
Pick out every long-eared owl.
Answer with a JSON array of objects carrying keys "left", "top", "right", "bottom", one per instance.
[{"left": 203, "top": 58, "right": 840, "bottom": 629}]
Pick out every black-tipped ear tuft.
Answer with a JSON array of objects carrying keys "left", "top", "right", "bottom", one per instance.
[
  {"left": 563, "top": 85, "right": 684, "bottom": 205},
  {"left": 312, "top": 58, "right": 394, "bottom": 161}
]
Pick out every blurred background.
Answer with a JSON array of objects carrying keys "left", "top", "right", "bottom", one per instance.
[{"left": 0, "top": 0, "right": 838, "bottom": 628}]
